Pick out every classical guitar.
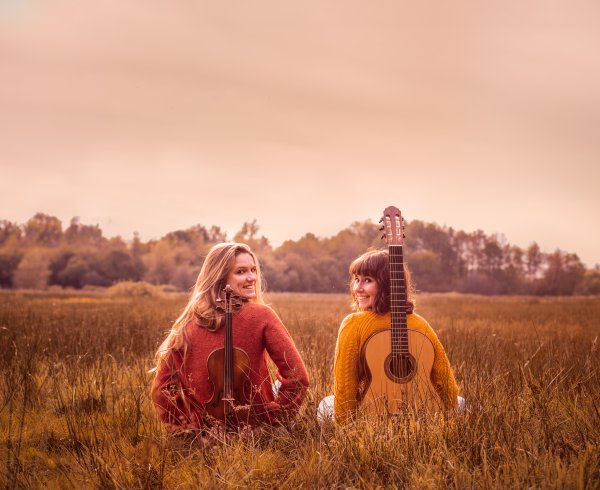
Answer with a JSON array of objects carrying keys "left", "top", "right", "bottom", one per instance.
[
  {"left": 206, "top": 285, "right": 253, "bottom": 426},
  {"left": 360, "top": 206, "right": 442, "bottom": 415}
]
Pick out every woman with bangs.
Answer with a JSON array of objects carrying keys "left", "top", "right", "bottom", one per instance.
[
  {"left": 151, "top": 242, "right": 309, "bottom": 436},
  {"left": 318, "top": 249, "right": 462, "bottom": 424}
]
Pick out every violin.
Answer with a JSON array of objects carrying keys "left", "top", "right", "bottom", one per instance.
[{"left": 205, "top": 285, "right": 253, "bottom": 425}]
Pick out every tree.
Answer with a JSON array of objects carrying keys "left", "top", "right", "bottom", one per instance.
[
  {"left": 526, "top": 242, "right": 543, "bottom": 280},
  {"left": 234, "top": 220, "right": 271, "bottom": 254},
  {"left": 143, "top": 241, "right": 178, "bottom": 285},
  {"left": 23, "top": 213, "right": 62, "bottom": 246},
  {"left": 56, "top": 254, "right": 93, "bottom": 289},
  {"left": 13, "top": 248, "right": 51, "bottom": 289},
  {"left": 64, "top": 217, "right": 104, "bottom": 247},
  {"left": 208, "top": 225, "right": 228, "bottom": 243},
  {"left": 129, "top": 232, "right": 147, "bottom": 280},
  {"left": 0, "top": 220, "right": 22, "bottom": 246},
  {"left": 0, "top": 250, "right": 23, "bottom": 287},
  {"left": 408, "top": 250, "right": 443, "bottom": 292},
  {"left": 404, "top": 220, "right": 461, "bottom": 290},
  {"left": 539, "top": 250, "right": 585, "bottom": 295},
  {"left": 48, "top": 250, "right": 76, "bottom": 286},
  {"left": 500, "top": 245, "right": 526, "bottom": 294},
  {"left": 576, "top": 268, "right": 600, "bottom": 295},
  {"left": 98, "top": 249, "right": 139, "bottom": 283},
  {"left": 480, "top": 235, "right": 504, "bottom": 275}
]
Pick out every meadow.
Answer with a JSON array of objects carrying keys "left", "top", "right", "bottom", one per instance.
[{"left": 0, "top": 289, "right": 599, "bottom": 489}]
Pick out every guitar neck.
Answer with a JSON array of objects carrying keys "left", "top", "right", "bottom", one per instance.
[{"left": 389, "top": 244, "right": 408, "bottom": 355}]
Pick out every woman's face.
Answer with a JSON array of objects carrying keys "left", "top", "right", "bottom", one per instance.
[
  {"left": 227, "top": 252, "right": 257, "bottom": 300},
  {"left": 352, "top": 274, "right": 379, "bottom": 311}
]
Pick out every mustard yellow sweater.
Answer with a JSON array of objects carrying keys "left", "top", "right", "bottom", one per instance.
[{"left": 333, "top": 311, "right": 459, "bottom": 424}]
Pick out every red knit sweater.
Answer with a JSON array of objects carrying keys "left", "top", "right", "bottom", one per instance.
[{"left": 151, "top": 302, "right": 309, "bottom": 430}]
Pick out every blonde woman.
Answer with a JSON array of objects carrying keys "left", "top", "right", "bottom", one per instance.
[{"left": 151, "top": 242, "right": 309, "bottom": 434}]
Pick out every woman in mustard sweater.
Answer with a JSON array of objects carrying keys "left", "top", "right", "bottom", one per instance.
[
  {"left": 319, "top": 249, "right": 463, "bottom": 424},
  {"left": 151, "top": 242, "right": 309, "bottom": 436}
]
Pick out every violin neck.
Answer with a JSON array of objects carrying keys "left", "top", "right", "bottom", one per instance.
[{"left": 223, "top": 293, "right": 235, "bottom": 405}]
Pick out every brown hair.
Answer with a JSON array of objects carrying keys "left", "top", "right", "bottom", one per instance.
[{"left": 349, "top": 249, "right": 415, "bottom": 314}]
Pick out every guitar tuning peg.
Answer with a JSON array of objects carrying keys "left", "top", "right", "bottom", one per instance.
[
  {"left": 378, "top": 225, "right": 384, "bottom": 231},
  {"left": 403, "top": 234, "right": 406, "bottom": 238},
  {"left": 379, "top": 217, "right": 383, "bottom": 223},
  {"left": 381, "top": 233, "right": 386, "bottom": 240}
]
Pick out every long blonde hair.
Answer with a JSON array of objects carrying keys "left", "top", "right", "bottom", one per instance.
[{"left": 153, "top": 242, "right": 264, "bottom": 367}]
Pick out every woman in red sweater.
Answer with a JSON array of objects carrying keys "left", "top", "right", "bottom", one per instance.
[{"left": 151, "top": 242, "right": 309, "bottom": 434}]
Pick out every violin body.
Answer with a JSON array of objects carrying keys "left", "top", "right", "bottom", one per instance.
[{"left": 205, "top": 346, "right": 253, "bottom": 423}]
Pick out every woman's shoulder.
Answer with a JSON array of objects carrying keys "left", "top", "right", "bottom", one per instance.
[
  {"left": 339, "top": 311, "right": 389, "bottom": 334},
  {"left": 408, "top": 311, "right": 429, "bottom": 326},
  {"left": 340, "top": 311, "right": 368, "bottom": 325},
  {"left": 237, "top": 302, "right": 279, "bottom": 321},
  {"left": 407, "top": 312, "right": 438, "bottom": 337},
  {"left": 181, "top": 318, "right": 206, "bottom": 339}
]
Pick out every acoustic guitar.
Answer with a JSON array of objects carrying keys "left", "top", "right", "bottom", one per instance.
[{"left": 360, "top": 206, "right": 442, "bottom": 415}]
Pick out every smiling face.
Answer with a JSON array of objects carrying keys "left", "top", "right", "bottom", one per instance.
[
  {"left": 226, "top": 252, "right": 257, "bottom": 301},
  {"left": 352, "top": 274, "right": 379, "bottom": 311}
]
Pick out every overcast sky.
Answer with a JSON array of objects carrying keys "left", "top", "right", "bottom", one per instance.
[{"left": 1, "top": 0, "right": 599, "bottom": 267}]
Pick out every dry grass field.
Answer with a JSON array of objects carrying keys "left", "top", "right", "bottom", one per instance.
[{"left": 1, "top": 290, "right": 599, "bottom": 489}]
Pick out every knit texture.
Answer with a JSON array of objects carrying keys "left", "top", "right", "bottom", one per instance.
[
  {"left": 333, "top": 311, "right": 459, "bottom": 424},
  {"left": 152, "top": 302, "right": 309, "bottom": 430}
]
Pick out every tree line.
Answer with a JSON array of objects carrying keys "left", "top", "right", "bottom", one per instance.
[{"left": 1, "top": 213, "right": 598, "bottom": 295}]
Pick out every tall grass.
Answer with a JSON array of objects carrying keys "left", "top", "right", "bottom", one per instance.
[{"left": 0, "top": 290, "right": 598, "bottom": 488}]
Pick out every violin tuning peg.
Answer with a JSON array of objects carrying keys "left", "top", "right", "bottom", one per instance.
[
  {"left": 379, "top": 217, "right": 383, "bottom": 223},
  {"left": 379, "top": 225, "right": 384, "bottom": 231},
  {"left": 381, "top": 233, "right": 386, "bottom": 239}
]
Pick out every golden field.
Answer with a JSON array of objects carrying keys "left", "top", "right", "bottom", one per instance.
[{"left": 0, "top": 290, "right": 599, "bottom": 489}]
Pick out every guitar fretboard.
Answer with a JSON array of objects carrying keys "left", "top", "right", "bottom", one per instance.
[{"left": 389, "top": 244, "right": 408, "bottom": 355}]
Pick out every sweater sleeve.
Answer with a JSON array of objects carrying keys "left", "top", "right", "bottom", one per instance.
[
  {"left": 151, "top": 351, "right": 196, "bottom": 431},
  {"left": 333, "top": 314, "right": 361, "bottom": 425},
  {"left": 420, "top": 318, "right": 459, "bottom": 411},
  {"left": 262, "top": 306, "right": 309, "bottom": 413}
]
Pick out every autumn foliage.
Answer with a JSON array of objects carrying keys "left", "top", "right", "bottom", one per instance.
[{"left": 0, "top": 213, "right": 598, "bottom": 295}]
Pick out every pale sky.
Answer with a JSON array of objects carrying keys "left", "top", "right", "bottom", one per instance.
[{"left": 1, "top": 1, "right": 599, "bottom": 267}]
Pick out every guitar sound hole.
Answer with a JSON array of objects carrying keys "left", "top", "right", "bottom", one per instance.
[{"left": 385, "top": 353, "right": 416, "bottom": 382}]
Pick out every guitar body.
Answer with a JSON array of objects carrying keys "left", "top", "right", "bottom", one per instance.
[{"left": 361, "top": 328, "right": 441, "bottom": 415}]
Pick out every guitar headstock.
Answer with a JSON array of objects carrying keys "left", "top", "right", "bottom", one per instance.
[{"left": 379, "top": 206, "right": 405, "bottom": 246}]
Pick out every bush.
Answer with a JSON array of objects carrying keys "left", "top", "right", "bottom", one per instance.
[{"left": 106, "top": 281, "right": 163, "bottom": 298}]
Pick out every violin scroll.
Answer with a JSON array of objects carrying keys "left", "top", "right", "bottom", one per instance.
[{"left": 215, "top": 284, "right": 244, "bottom": 312}]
